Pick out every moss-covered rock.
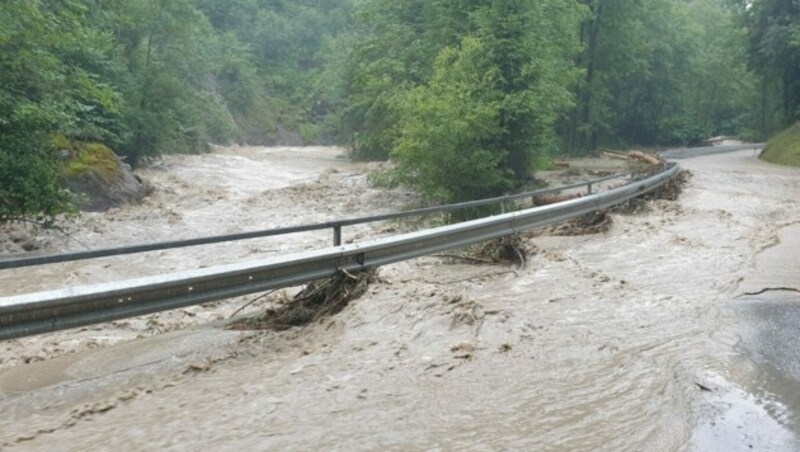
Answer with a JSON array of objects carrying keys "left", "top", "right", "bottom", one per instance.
[
  {"left": 761, "top": 123, "right": 800, "bottom": 168},
  {"left": 55, "top": 137, "right": 151, "bottom": 211}
]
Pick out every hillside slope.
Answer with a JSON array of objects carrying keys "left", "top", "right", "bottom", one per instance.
[{"left": 762, "top": 122, "right": 800, "bottom": 167}]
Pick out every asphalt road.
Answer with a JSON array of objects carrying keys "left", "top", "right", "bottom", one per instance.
[
  {"left": 676, "top": 146, "right": 799, "bottom": 450},
  {"left": 660, "top": 143, "right": 765, "bottom": 160}
]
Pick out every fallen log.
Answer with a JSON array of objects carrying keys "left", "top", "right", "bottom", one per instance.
[
  {"left": 602, "top": 151, "right": 629, "bottom": 161},
  {"left": 628, "top": 150, "right": 662, "bottom": 165}
]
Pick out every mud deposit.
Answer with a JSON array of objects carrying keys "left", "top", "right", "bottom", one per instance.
[{"left": 1, "top": 147, "right": 798, "bottom": 450}]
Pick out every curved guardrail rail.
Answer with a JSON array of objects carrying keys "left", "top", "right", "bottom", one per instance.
[
  {"left": 0, "top": 172, "right": 626, "bottom": 270},
  {"left": 0, "top": 163, "right": 679, "bottom": 340}
]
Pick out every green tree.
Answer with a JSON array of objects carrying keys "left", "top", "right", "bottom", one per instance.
[
  {"left": 0, "top": 0, "right": 120, "bottom": 221},
  {"left": 334, "top": 0, "right": 481, "bottom": 160},
  {"left": 195, "top": 0, "right": 357, "bottom": 144},
  {"left": 742, "top": 0, "right": 800, "bottom": 133},
  {"left": 391, "top": 0, "right": 582, "bottom": 203},
  {"left": 105, "top": 0, "right": 248, "bottom": 163},
  {"left": 565, "top": 0, "right": 758, "bottom": 151},
  {"left": 393, "top": 38, "right": 510, "bottom": 203},
  {"left": 1, "top": 0, "right": 354, "bottom": 221}
]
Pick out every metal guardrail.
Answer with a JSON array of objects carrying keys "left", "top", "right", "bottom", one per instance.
[
  {"left": 0, "top": 172, "right": 626, "bottom": 270},
  {"left": 0, "top": 163, "right": 679, "bottom": 340}
]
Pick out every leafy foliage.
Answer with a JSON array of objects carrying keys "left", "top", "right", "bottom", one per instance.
[
  {"left": 761, "top": 121, "right": 800, "bottom": 167},
  {"left": 741, "top": 0, "right": 800, "bottom": 135},
  {"left": 0, "top": 0, "right": 114, "bottom": 221},
  {"left": 565, "top": 0, "right": 758, "bottom": 152},
  {"left": 392, "top": 39, "right": 511, "bottom": 203},
  {"left": 1, "top": 0, "right": 355, "bottom": 221},
  {"left": 194, "top": 0, "right": 356, "bottom": 144},
  {"left": 333, "top": 0, "right": 457, "bottom": 159},
  {"left": 0, "top": 0, "right": 785, "bottom": 221},
  {"left": 340, "top": 0, "right": 582, "bottom": 203}
]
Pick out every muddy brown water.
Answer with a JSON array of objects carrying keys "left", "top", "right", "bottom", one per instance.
[{"left": 0, "top": 146, "right": 798, "bottom": 450}]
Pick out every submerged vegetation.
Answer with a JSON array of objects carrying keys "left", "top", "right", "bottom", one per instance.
[{"left": 0, "top": 0, "right": 796, "bottom": 221}]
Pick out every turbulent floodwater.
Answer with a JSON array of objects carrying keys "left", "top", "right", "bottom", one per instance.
[
  {"left": 0, "top": 146, "right": 798, "bottom": 450},
  {"left": 0, "top": 146, "right": 415, "bottom": 367}
]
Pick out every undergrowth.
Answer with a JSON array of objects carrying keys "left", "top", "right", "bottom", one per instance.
[{"left": 761, "top": 122, "right": 800, "bottom": 167}]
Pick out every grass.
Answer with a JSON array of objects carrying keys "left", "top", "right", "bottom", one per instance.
[{"left": 761, "top": 122, "right": 800, "bottom": 168}]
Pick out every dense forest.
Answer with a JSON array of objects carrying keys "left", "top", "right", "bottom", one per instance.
[{"left": 1, "top": 0, "right": 797, "bottom": 220}]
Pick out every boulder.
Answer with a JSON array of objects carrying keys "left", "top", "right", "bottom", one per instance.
[{"left": 60, "top": 142, "right": 151, "bottom": 212}]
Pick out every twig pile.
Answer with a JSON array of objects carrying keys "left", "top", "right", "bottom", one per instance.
[
  {"left": 548, "top": 211, "right": 613, "bottom": 236},
  {"left": 231, "top": 269, "right": 378, "bottom": 331},
  {"left": 463, "top": 236, "right": 529, "bottom": 268},
  {"left": 436, "top": 236, "right": 529, "bottom": 268},
  {"left": 654, "top": 169, "right": 692, "bottom": 200}
]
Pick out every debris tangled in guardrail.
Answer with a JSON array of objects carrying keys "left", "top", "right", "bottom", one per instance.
[
  {"left": 473, "top": 236, "right": 529, "bottom": 268},
  {"left": 231, "top": 269, "right": 379, "bottom": 331},
  {"left": 545, "top": 211, "right": 613, "bottom": 236},
  {"left": 654, "top": 169, "right": 691, "bottom": 200},
  {"left": 436, "top": 236, "right": 530, "bottom": 268}
]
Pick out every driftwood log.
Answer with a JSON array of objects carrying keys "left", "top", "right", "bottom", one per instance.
[
  {"left": 602, "top": 151, "right": 629, "bottom": 161},
  {"left": 627, "top": 150, "right": 662, "bottom": 165},
  {"left": 602, "top": 150, "right": 662, "bottom": 165}
]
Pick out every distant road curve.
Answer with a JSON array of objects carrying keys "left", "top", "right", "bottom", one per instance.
[{"left": 660, "top": 143, "right": 764, "bottom": 160}]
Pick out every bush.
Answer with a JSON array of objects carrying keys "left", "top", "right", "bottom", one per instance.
[
  {"left": 761, "top": 122, "right": 800, "bottom": 167},
  {"left": 0, "top": 136, "right": 74, "bottom": 222},
  {"left": 392, "top": 39, "right": 513, "bottom": 204}
]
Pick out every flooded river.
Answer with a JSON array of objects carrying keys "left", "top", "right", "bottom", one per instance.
[{"left": 0, "top": 146, "right": 798, "bottom": 450}]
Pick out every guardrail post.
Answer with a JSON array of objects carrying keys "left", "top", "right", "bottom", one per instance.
[
  {"left": 333, "top": 224, "right": 342, "bottom": 246},
  {"left": 500, "top": 200, "right": 507, "bottom": 214},
  {"left": 587, "top": 183, "right": 593, "bottom": 195}
]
